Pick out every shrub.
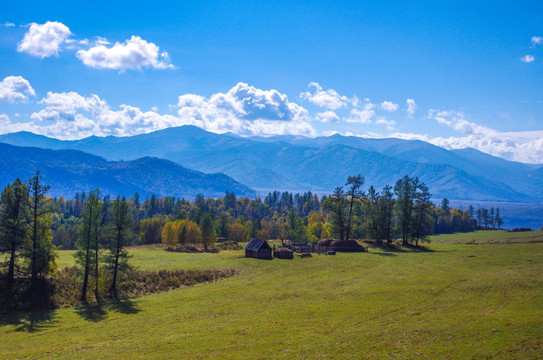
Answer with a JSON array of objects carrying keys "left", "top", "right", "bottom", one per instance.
[
  {"left": 317, "top": 238, "right": 335, "bottom": 247},
  {"left": 1, "top": 266, "right": 238, "bottom": 312},
  {"left": 330, "top": 240, "right": 366, "bottom": 252}
]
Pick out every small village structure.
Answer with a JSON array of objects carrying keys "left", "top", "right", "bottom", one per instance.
[
  {"left": 274, "top": 247, "right": 294, "bottom": 259},
  {"left": 245, "top": 238, "right": 273, "bottom": 260}
]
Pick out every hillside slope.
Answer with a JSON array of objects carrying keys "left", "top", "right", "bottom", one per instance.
[
  {"left": 0, "top": 143, "right": 255, "bottom": 199},
  {"left": 1, "top": 126, "right": 541, "bottom": 201}
]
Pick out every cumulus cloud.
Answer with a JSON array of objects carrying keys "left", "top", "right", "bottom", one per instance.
[
  {"left": 315, "top": 111, "right": 340, "bottom": 123},
  {"left": 27, "top": 91, "right": 179, "bottom": 138},
  {"left": 421, "top": 110, "right": 543, "bottom": 163},
  {"left": 17, "top": 21, "right": 71, "bottom": 58},
  {"left": 531, "top": 36, "right": 543, "bottom": 47},
  {"left": 380, "top": 101, "right": 399, "bottom": 112},
  {"left": 2, "top": 83, "right": 313, "bottom": 139},
  {"left": 329, "top": 108, "right": 543, "bottom": 164},
  {"left": 375, "top": 118, "right": 397, "bottom": 131},
  {"left": 300, "top": 82, "right": 352, "bottom": 110},
  {"left": 76, "top": 35, "right": 173, "bottom": 71},
  {"left": 344, "top": 99, "right": 375, "bottom": 124},
  {"left": 0, "top": 76, "right": 36, "bottom": 103},
  {"left": 406, "top": 99, "right": 417, "bottom": 118},
  {"left": 520, "top": 55, "right": 535, "bottom": 63},
  {"left": 429, "top": 109, "right": 491, "bottom": 135},
  {"left": 176, "top": 82, "right": 315, "bottom": 136},
  {"left": 0, "top": 114, "right": 9, "bottom": 126},
  {"left": 0, "top": 114, "right": 44, "bottom": 134}
]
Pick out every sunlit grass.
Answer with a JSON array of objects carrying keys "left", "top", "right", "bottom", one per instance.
[
  {"left": 2, "top": 235, "right": 542, "bottom": 359},
  {"left": 429, "top": 229, "right": 543, "bottom": 244}
]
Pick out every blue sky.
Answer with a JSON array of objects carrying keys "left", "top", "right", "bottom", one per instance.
[{"left": 1, "top": 0, "right": 542, "bottom": 163}]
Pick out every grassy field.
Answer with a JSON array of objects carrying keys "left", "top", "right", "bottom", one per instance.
[
  {"left": 429, "top": 230, "right": 543, "bottom": 244},
  {"left": 1, "top": 234, "right": 542, "bottom": 359}
]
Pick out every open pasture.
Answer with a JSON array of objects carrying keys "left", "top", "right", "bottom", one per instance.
[
  {"left": 429, "top": 230, "right": 543, "bottom": 244},
  {"left": 1, "top": 236, "right": 542, "bottom": 359}
]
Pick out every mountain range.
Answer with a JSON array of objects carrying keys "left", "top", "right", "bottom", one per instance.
[
  {"left": 0, "top": 142, "right": 255, "bottom": 199},
  {"left": 1, "top": 125, "right": 541, "bottom": 203}
]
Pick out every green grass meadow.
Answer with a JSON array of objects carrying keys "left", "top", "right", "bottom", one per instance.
[{"left": 1, "top": 231, "right": 542, "bottom": 359}]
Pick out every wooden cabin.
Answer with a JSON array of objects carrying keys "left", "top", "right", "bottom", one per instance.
[
  {"left": 274, "top": 247, "right": 293, "bottom": 259},
  {"left": 245, "top": 238, "right": 272, "bottom": 260}
]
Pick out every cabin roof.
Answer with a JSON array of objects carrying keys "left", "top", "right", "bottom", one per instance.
[{"left": 245, "top": 238, "right": 270, "bottom": 251}]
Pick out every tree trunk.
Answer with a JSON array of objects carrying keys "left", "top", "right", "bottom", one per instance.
[
  {"left": 80, "top": 206, "right": 93, "bottom": 303},
  {"left": 345, "top": 197, "right": 355, "bottom": 242},
  {"left": 81, "top": 242, "right": 90, "bottom": 303},
  {"left": 94, "top": 232, "right": 100, "bottom": 303},
  {"left": 110, "top": 230, "right": 121, "bottom": 298},
  {"left": 30, "top": 196, "right": 38, "bottom": 307},
  {"left": 6, "top": 243, "right": 16, "bottom": 301}
]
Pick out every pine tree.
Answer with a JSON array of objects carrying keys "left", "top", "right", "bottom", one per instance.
[
  {"left": 75, "top": 190, "right": 102, "bottom": 303},
  {"left": 0, "top": 179, "right": 29, "bottom": 302},
  {"left": 322, "top": 187, "right": 347, "bottom": 241},
  {"left": 105, "top": 195, "right": 132, "bottom": 298},
  {"left": 394, "top": 176, "right": 418, "bottom": 246},
  {"left": 365, "top": 186, "right": 382, "bottom": 242},
  {"left": 411, "top": 183, "right": 433, "bottom": 246},
  {"left": 26, "top": 171, "right": 57, "bottom": 307},
  {"left": 345, "top": 175, "right": 364, "bottom": 242},
  {"left": 199, "top": 212, "right": 215, "bottom": 250},
  {"left": 379, "top": 185, "right": 395, "bottom": 244}
]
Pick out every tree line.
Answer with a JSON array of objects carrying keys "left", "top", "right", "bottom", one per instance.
[
  {"left": 0, "top": 172, "right": 132, "bottom": 308},
  {"left": 1, "top": 171, "right": 498, "bottom": 308}
]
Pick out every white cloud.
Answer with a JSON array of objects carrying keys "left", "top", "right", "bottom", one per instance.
[
  {"left": 429, "top": 109, "right": 490, "bottom": 135},
  {"left": 380, "top": 101, "right": 399, "bottom": 112},
  {"left": 406, "top": 99, "right": 417, "bottom": 118},
  {"left": 423, "top": 109, "right": 543, "bottom": 163},
  {"left": 176, "top": 82, "right": 315, "bottom": 136},
  {"left": 0, "top": 114, "right": 42, "bottom": 134},
  {"left": 0, "top": 114, "right": 9, "bottom": 125},
  {"left": 76, "top": 35, "right": 173, "bottom": 71},
  {"left": 300, "top": 82, "right": 352, "bottom": 110},
  {"left": 26, "top": 91, "right": 179, "bottom": 139},
  {"left": 4, "top": 84, "right": 313, "bottom": 139},
  {"left": 2, "top": 22, "right": 15, "bottom": 27},
  {"left": 344, "top": 99, "right": 375, "bottom": 124},
  {"left": 375, "top": 118, "right": 397, "bottom": 131},
  {"left": 520, "top": 55, "right": 535, "bottom": 63},
  {"left": 321, "top": 130, "right": 376, "bottom": 138},
  {"left": 93, "top": 37, "right": 110, "bottom": 46},
  {"left": 531, "top": 36, "right": 543, "bottom": 47},
  {"left": 0, "top": 76, "right": 36, "bottom": 103},
  {"left": 315, "top": 111, "right": 340, "bottom": 123},
  {"left": 17, "top": 21, "right": 71, "bottom": 58}
]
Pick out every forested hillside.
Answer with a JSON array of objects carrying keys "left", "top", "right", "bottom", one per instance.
[{"left": 0, "top": 143, "right": 255, "bottom": 199}]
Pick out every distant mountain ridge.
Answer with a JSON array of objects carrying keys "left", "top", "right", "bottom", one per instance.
[
  {"left": 1, "top": 126, "right": 542, "bottom": 202},
  {"left": 0, "top": 143, "right": 255, "bottom": 199}
]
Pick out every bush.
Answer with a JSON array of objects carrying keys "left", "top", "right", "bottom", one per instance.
[
  {"left": 215, "top": 241, "right": 242, "bottom": 250},
  {"left": 318, "top": 238, "right": 335, "bottom": 247},
  {"left": 1, "top": 267, "right": 238, "bottom": 312},
  {"left": 330, "top": 240, "right": 366, "bottom": 252},
  {"left": 0, "top": 275, "right": 54, "bottom": 312}
]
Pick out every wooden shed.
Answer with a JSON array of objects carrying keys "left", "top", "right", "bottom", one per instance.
[
  {"left": 274, "top": 247, "right": 293, "bottom": 259},
  {"left": 245, "top": 238, "right": 272, "bottom": 260}
]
